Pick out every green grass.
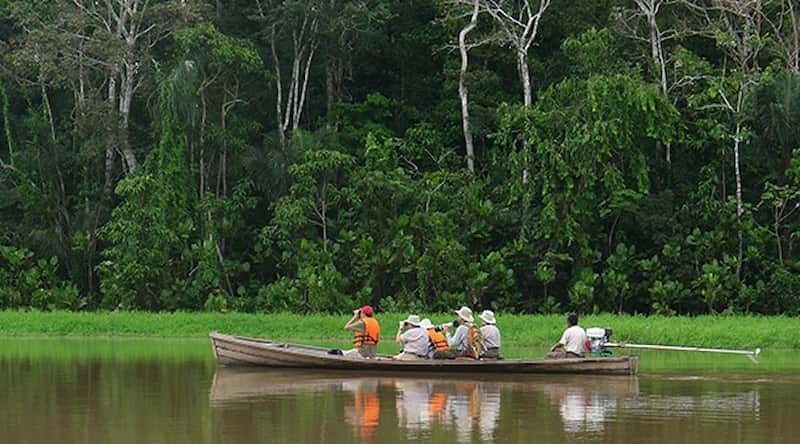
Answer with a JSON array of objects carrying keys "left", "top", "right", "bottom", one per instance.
[{"left": 0, "top": 310, "right": 796, "bottom": 351}]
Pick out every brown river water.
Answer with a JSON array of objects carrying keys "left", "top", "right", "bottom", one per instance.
[{"left": 1, "top": 338, "right": 798, "bottom": 443}]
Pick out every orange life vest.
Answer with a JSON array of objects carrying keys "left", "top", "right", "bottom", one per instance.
[
  {"left": 427, "top": 328, "right": 449, "bottom": 351},
  {"left": 354, "top": 317, "right": 380, "bottom": 347}
]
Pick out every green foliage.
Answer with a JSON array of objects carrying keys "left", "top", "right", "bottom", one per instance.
[
  {"left": 561, "top": 28, "right": 629, "bottom": 78},
  {"left": 97, "top": 121, "right": 195, "bottom": 310},
  {"left": 2, "top": 1, "right": 800, "bottom": 317},
  {"left": 0, "top": 244, "right": 77, "bottom": 310},
  {"left": 497, "top": 74, "right": 679, "bottom": 260}
]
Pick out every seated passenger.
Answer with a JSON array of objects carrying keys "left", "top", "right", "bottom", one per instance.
[
  {"left": 546, "top": 313, "right": 588, "bottom": 359},
  {"left": 420, "top": 318, "right": 451, "bottom": 359},
  {"left": 445, "top": 306, "right": 481, "bottom": 358},
  {"left": 343, "top": 305, "right": 381, "bottom": 358},
  {"left": 394, "top": 315, "right": 428, "bottom": 360},
  {"left": 478, "top": 310, "right": 501, "bottom": 359}
]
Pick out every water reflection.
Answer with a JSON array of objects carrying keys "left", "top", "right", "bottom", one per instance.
[
  {"left": 392, "top": 380, "right": 501, "bottom": 442},
  {"left": 210, "top": 368, "right": 640, "bottom": 441},
  {"left": 0, "top": 339, "right": 797, "bottom": 444},
  {"left": 343, "top": 380, "right": 381, "bottom": 442}
]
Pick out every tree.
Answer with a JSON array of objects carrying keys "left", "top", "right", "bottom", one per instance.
[
  {"left": 613, "top": 0, "right": 688, "bottom": 163},
  {"left": 762, "top": 0, "right": 799, "bottom": 73},
  {"left": 255, "top": 0, "right": 321, "bottom": 146},
  {"left": 443, "top": 0, "right": 481, "bottom": 172},
  {"left": 682, "top": 0, "right": 769, "bottom": 280},
  {"left": 266, "top": 149, "right": 356, "bottom": 254},
  {"left": 496, "top": 74, "right": 678, "bottom": 261},
  {"left": 97, "top": 120, "right": 195, "bottom": 309},
  {"left": 481, "top": 0, "right": 552, "bottom": 107},
  {"left": 317, "top": 1, "right": 392, "bottom": 113}
]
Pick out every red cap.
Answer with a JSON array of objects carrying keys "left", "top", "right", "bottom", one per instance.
[{"left": 361, "top": 306, "right": 374, "bottom": 316}]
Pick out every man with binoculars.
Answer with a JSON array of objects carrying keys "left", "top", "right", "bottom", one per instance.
[
  {"left": 343, "top": 305, "right": 381, "bottom": 358},
  {"left": 394, "top": 315, "right": 429, "bottom": 360}
]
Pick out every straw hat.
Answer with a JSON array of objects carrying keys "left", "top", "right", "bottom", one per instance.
[
  {"left": 454, "top": 306, "right": 474, "bottom": 323},
  {"left": 419, "top": 318, "right": 434, "bottom": 329},
  {"left": 402, "top": 314, "right": 421, "bottom": 326},
  {"left": 479, "top": 310, "right": 496, "bottom": 324}
]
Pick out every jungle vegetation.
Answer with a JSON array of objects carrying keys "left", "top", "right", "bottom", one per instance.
[{"left": 1, "top": 0, "right": 799, "bottom": 316}]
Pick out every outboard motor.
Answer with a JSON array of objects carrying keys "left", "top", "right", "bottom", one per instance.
[{"left": 586, "top": 327, "right": 613, "bottom": 355}]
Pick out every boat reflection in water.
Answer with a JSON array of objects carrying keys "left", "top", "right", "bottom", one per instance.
[
  {"left": 342, "top": 380, "right": 382, "bottom": 442},
  {"left": 209, "top": 368, "right": 640, "bottom": 442},
  {"left": 393, "top": 379, "right": 503, "bottom": 442},
  {"left": 541, "top": 378, "right": 636, "bottom": 433}
]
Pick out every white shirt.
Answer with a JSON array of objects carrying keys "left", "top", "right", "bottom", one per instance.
[
  {"left": 446, "top": 324, "right": 471, "bottom": 351},
  {"left": 480, "top": 324, "right": 501, "bottom": 349},
  {"left": 400, "top": 327, "right": 429, "bottom": 356},
  {"left": 559, "top": 325, "right": 588, "bottom": 355}
]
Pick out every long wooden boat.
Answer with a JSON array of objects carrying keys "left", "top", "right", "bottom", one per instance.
[{"left": 209, "top": 332, "right": 640, "bottom": 375}]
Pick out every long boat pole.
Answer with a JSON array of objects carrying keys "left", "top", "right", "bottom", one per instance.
[{"left": 604, "top": 342, "right": 761, "bottom": 363}]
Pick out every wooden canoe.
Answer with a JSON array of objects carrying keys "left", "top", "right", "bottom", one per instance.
[{"left": 209, "top": 332, "right": 640, "bottom": 375}]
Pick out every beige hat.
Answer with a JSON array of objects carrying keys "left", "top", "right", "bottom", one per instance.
[
  {"left": 419, "top": 318, "right": 434, "bottom": 329},
  {"left": 479, "top": 310, "right": 496, "bottom": 324},
  {"left": 454, "top": 306, "right": 474, "bottom": 323},
  {"left": 402, "top": 314, "right": 421, "bottom": 326}
]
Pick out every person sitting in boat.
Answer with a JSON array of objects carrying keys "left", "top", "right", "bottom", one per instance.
[
  {"left": 343, "top": 305, "right": 381, "bottom": 358},
  {"left": 394, "top": 315, "right": 429, "bottom": 360},
  {"left": 420, "top": 318, "right": 452, "bottom": 359},
  {"left": 478, "top": 310, "right": 501, "bottom": 359},
  {"left": 546, "top": 313, "right": 588, "bottom": 359},
  {"left": 444, "top": 306, "right": 483, "bottom": 358}
]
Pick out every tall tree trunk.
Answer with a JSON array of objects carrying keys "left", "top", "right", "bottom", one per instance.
[
  {"left": 326, "top": 62, "right": 336, "bottom": 114},
  {"left": 458, "top": 0, "right": 479, "bottom": 173},
  {"left": 790, "top": 0, "right": 799, "bottom": 73},
  {"left": 271, "top": 26, "right": 287, "bottom": 147},
  {"left": 325, "top": 58, "right": 348, "bottom": 114},
  {"left": 733, "top": 120, "right": 744, "bottom": 281},
  {"left": 648, "top": 17, "right": 671, "bottom": 164},
  {"left": 118, "top": 60, "right": 137, "bottom": 174},
  {"left": 104, "top": 67, "right": 118, "bottom": 195},
  {"left": 517, "top": 50, "right": 533, "bottom": 108},
  {"left": 1, "top": 83, "right": 14, "bottom": 166}
]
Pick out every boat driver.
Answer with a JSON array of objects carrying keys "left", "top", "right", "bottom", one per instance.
[{"left": 546, "top": 313, "right": 588, "bottom": 359}]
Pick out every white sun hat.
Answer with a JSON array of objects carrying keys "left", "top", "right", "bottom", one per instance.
[
  {"left": 454, "top": 306, "right": 474, "bottom": 323},
  {"left": 419, "top": 318, "right": 434, "bottom": 329},
  {"left": 402, "top": 314, "right": 421, "bottom": 326},
  {"left": 479, "top": 310, "right": 496, "bottom": 324}
]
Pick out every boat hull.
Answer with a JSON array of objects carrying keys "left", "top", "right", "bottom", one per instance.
[{"left": 209, "top": 332, "right": 639, "bottom": 375}]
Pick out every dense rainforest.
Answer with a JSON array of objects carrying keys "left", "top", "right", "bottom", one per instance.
[{"left": 0, "top": 0, "right": 799, "bottom": 315}]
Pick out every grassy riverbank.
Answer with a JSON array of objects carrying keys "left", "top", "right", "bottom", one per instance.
[{"left": 0, "top": 310, "right": 796, "bottom": 351}]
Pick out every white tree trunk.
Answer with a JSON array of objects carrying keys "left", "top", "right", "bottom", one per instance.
[
  {"left": 459, "top": 0, "right": 479, "bottom": 172},
  {"left": 105, "top": 67, "right": 118, "bottom": 194},
  {"left": 518, "top": 50, "right": 533, "bottom": 107},
  {"left": 634, "top": 0, "right": 671, "bottom": 163},
  {"left": 270, "top": 17, "right": 318, "bottom": 144},
  {"left": 734, "top": 121, "right": 744, "bottom": 280},
  {"left": 119, "top": 60, "right": 138, "bottom": 174}
]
